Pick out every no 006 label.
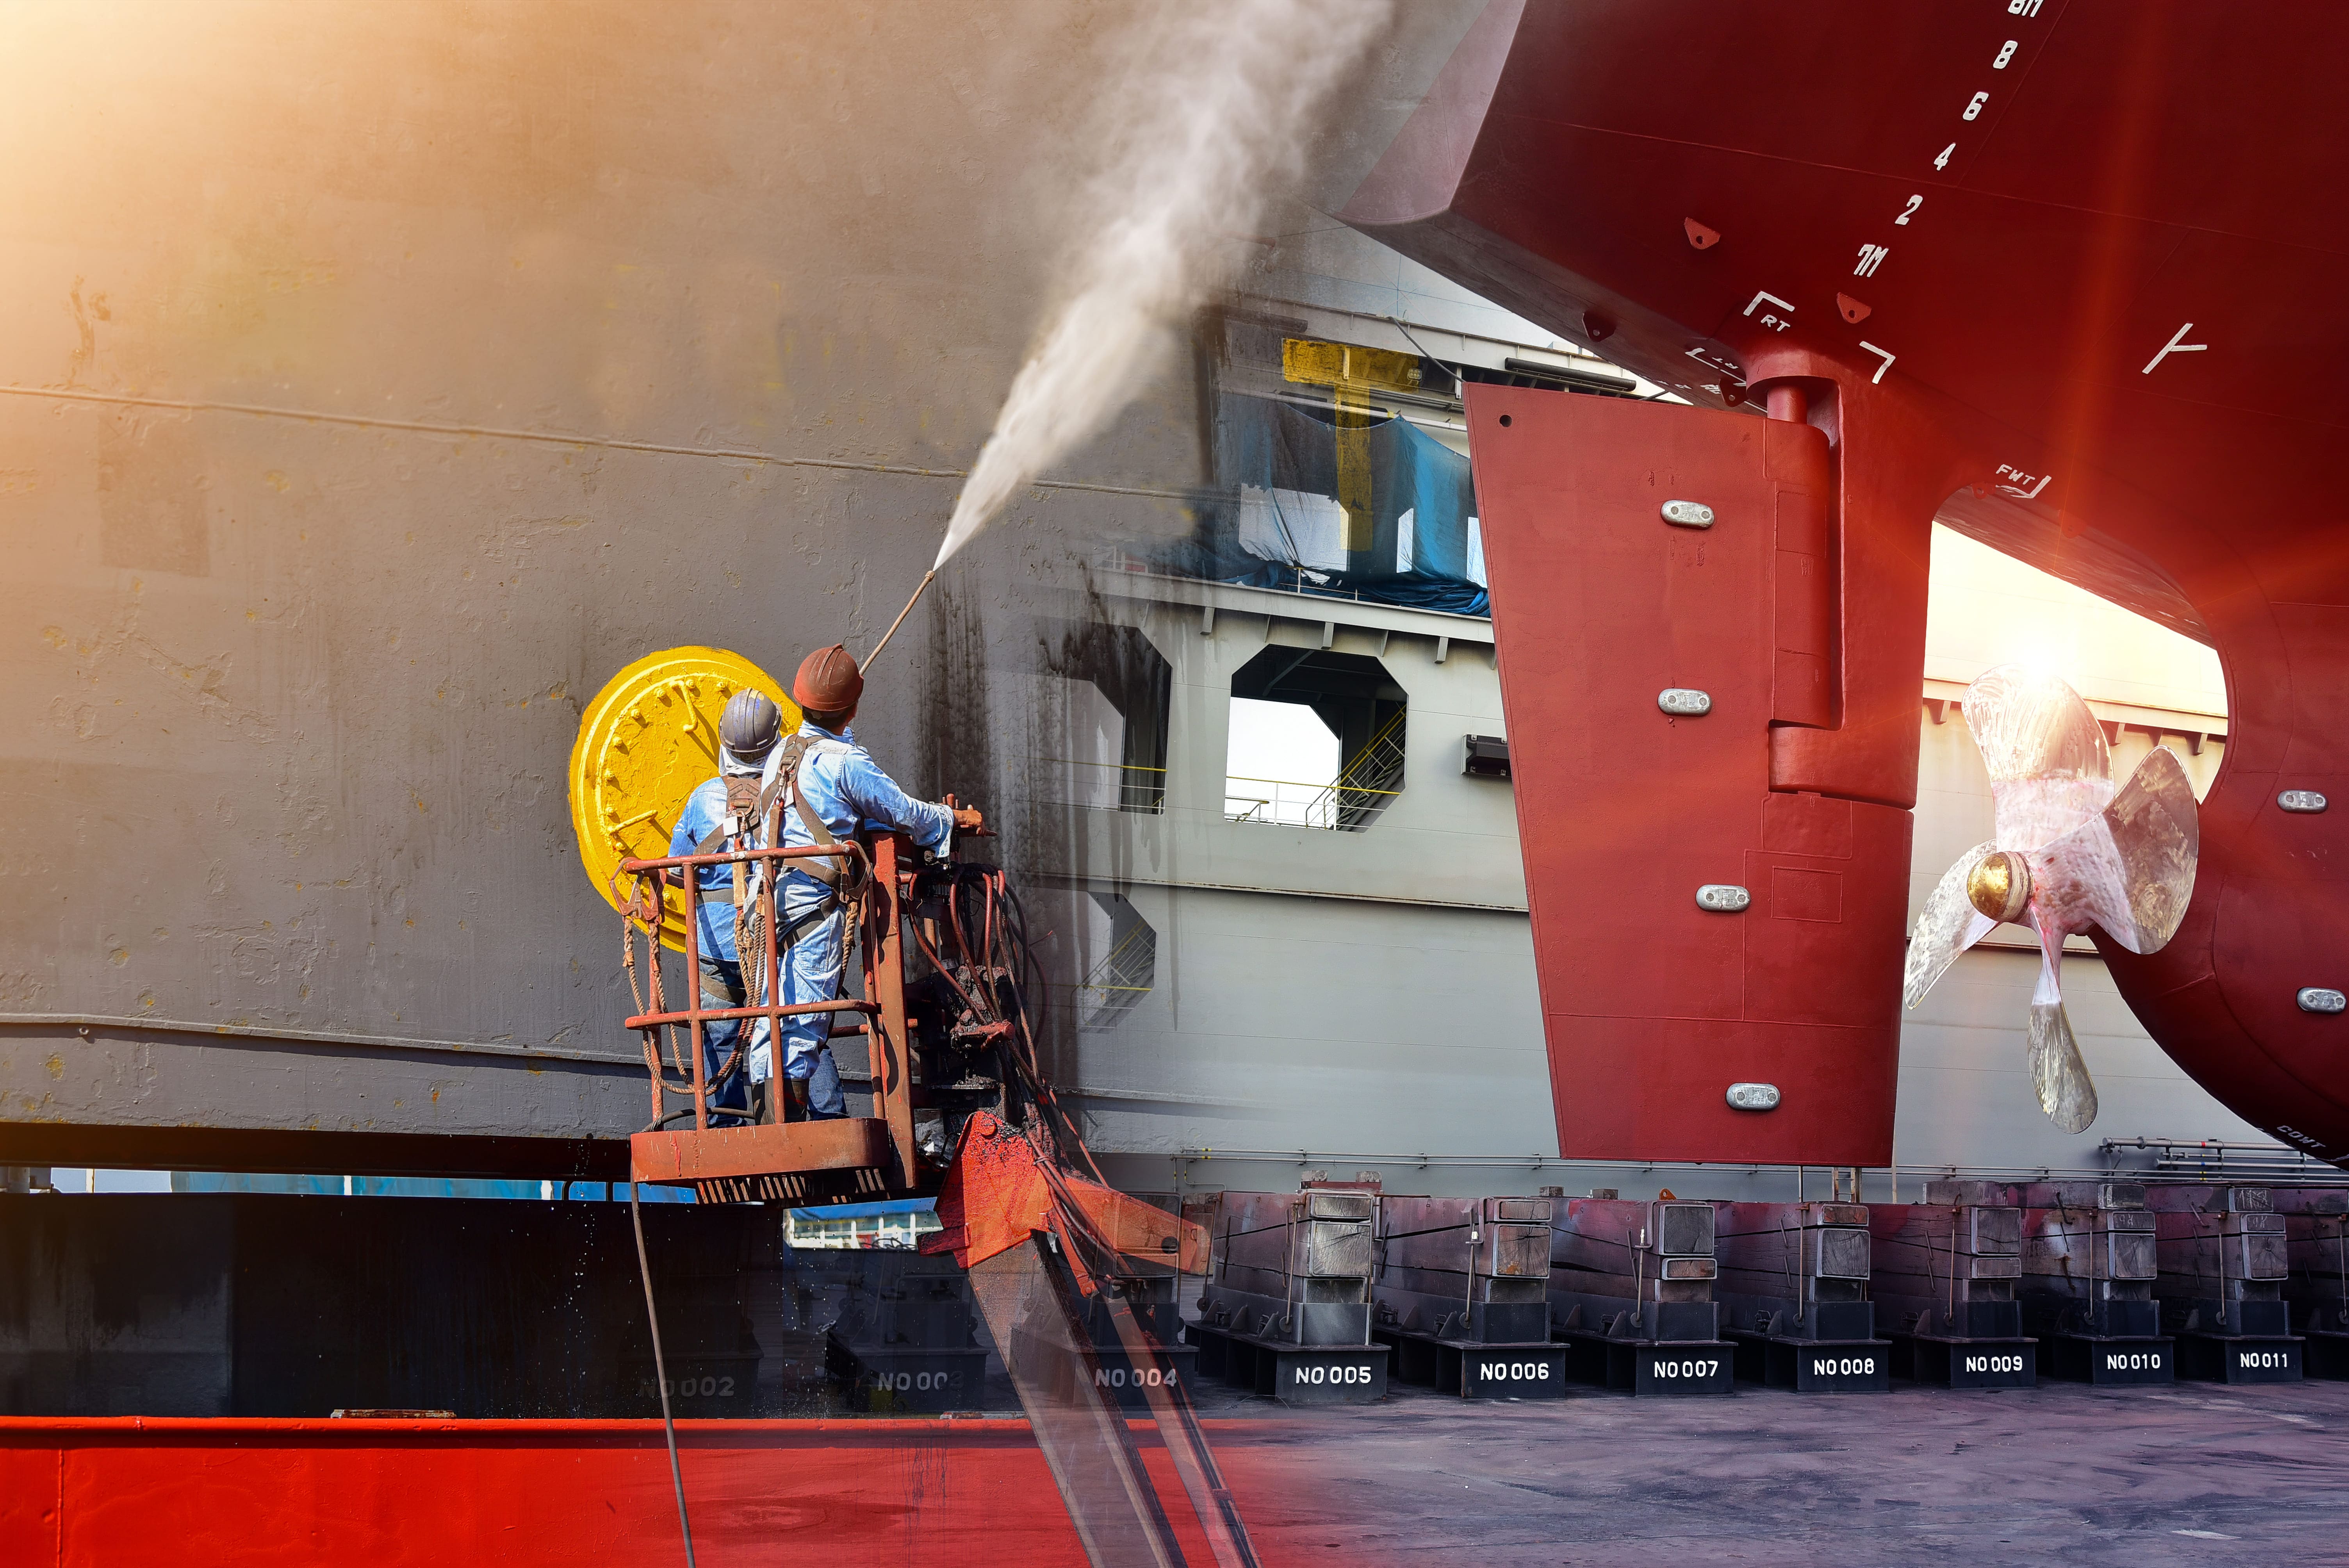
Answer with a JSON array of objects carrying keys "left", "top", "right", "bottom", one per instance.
[
  {"left": 1292, "top": 1364, "right": 1377, "bottom": 1386},
  {"left": 1476, "top": 1360, "right": 1555, "bottom": 1383},
  {"left": 1963, "top": 1354, "right": 2026, "bottom": 1374},
  {"left": 2105, "top": 1352, "right": 2164, "bottom": 1371},
  {"left": 2240, "top": 1351, "right": 2292, "bottom": 1370},
  {"left": 1810, "top": 1356, "right": 1878, "bottom": 1377},
  {"left": 1093, "top": 1367, "right": 1178, "bottom": 1389},
  {"left": 1652, "top": 1358, "right": 1721, "bottom": 1379}
]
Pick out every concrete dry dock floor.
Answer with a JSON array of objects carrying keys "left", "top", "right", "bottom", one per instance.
[{"left": 1194, "top": 1380, "right": 2349, "bottom": 1565}]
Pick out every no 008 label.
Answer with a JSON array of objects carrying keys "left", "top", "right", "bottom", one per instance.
[
  {"left": 1810, "top": 1356, "right": 1878, "bottom": 1377},
  {"left": 1476, "top": 1360, "right": 1555, "bottom": 1382},
  {"left": 1093, "top": 1367, "right": 1178, "bottom": 1389},
  {"left": 1652, "top": 1359, "right": 1721, "bottom": 1379},
  {"left": 1292, "top": 1364, "right": 1377, "bottom": 1386},
  {"left": 1964, "top": 1354, "right": 2026, "bottom": 1374},
  {"left": 2105, "top": 1352, "right": 2164, "bottom": 1371},
  {"left": 2240, "top": 1351, "right": 2293, "bottom": 1370}
]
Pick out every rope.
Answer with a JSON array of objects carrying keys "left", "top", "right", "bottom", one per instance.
[{"left": 629, "top": 1161, "right": 698, "bottom": 1568}]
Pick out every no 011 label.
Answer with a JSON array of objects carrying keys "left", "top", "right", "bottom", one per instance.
[
  {"left": 1476, "top": 1360, "right": 1554, "bottom": 1383},
  {"left": 2240, "top": 1350, "right": 2292, "bottom": 1370},
  {"left": 1652, "top": 1358, "right": 1721, "bottom": 1379},
  {"left": 1292, "top": 1363, "right": 1376, "bottom": 1386},
  {"left": 1810, "top": 1356, "right": 1877, "bottom": 1377},
  {"left": 2106, "top": 1351, "right": 2163, "bottom": 1371},
  {"left": 1964, "top": 1354, "right": 2026, "bottom": 1374}
]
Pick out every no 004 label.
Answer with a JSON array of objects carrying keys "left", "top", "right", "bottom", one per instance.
[
  {"left": 1964, "top": 1354, "right": 2026, "bottom": 1374},
  {"left": 1094, "top": 1367, "right": 1178, "bottom": 1389},
  {"left": 1292, "top": 1364, "right": 1377, "bottom": 1386},
  {"left": 1652, "top": 1358, "right": 1721, "bottom": 1379},
  {"left": 2106, "top": 1352, "right": 2164, "bottom": 1371},
  {"left": 1810, "top": 1356, "right": 1878, "bottom": 1377},
  {"left": 1476, "top": 1360, "right": 1555, "bottom": 1382}
]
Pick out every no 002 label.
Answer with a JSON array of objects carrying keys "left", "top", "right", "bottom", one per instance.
[
  {"left": 2105, "top": 1352, "right": 2163, "bottom": 1371},
  {"left": 1810, "top": 1356, "right": 1877, "bottom": 1377},
  {"left": 1964, "top": 1354, "right": 2026, "bottom": 1374},
  {"left": 638, "top": 1375, "right": 736, "bottom": 1399},
  {"left": 1292, "top": 1364, "right": 1376, "bottom": 1386},
  {"left": 1476, "top": 1360, "right": 1554, "bottom": 1383},
  {"left": 1652, "top": 1359, "right": 1720, "bottom": 1379},
  {"left": 2240, "top": 1351, "right": 2292, "bottom": 1370}
]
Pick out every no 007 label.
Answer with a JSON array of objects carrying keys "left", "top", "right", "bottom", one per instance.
[
  {"left": 1476, "top": 1360, "right": 1555, "bottom": 1383},
  {"left": 1292, "top": 1363, "right": 1377, "bottom": 1386},
  {"left": 1810, "top": 1356, "right": 1877, "bottom": 1377},
  {"left": 1652, "top": 1358, "right": 1721, "bottom": 1379},
  {"left": 1963, "top": 1354, "right": 2026, "bottom": 1374}
]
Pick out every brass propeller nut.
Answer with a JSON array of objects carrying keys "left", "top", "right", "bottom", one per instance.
[{"left": 1967, "top": 850, "right": 2032, "bottom": 924}]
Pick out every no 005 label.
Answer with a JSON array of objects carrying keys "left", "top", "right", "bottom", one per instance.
[
  {"left": 1292, "top": 1364, "right": 1376, "bottom": 1386},
  {"left": 2105, "top": 1352, "right": 2163, "bottom": 1371},
  {"left": 1964, "top": 1354, "right": 2026, "bottom": 1374},
  {"left": 2240, "top": 1351, "right": 2292, "bottom": 1370},
  {"left": 1652, "top": 1358, "right": 1721, "bottom": 1379},
  {"left": 1476, "top": 1360, "right": 1555, "bottom": 1382},
  {"left": 1810, "top": 1356, "right": 1877, "bottom": 1377},
  {"left": 1094, "top": 1367, "right": 1178, "bottom": 1389}
]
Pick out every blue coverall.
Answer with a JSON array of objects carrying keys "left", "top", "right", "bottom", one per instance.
[
  {"left": 667, "top": 773, "right": 760, "bottom": 1123},
  {"left": 757, "top": 721, "right": 954, "bottom": 1117}
]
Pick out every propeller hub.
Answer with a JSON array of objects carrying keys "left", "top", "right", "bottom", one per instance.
[{"left": 1967, "top": 851, "right": 2032, "bottom": 924}]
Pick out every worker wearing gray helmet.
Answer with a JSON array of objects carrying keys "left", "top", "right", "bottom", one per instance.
[{"left": 663, "top": 687, "right": 786, "bottom": 1125}]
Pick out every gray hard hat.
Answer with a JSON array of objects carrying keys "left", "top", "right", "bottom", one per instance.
[{"left": 719, "top": 689, "right": 783, "bottom": 764}]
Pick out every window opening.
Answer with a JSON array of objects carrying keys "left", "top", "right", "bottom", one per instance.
[{"left": 1224, "top": 646, "right": 1406, "bottom": 832}]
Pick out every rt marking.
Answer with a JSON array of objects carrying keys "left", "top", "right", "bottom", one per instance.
[
  {"left": 2143, "top": 323, "right": 2208, "bottom": 374},
  {"left": 1742, "top": 290, "right": 1795, "bottom": 333},
  {"left": 1854, "top": 244, "right": 1889, "bottom": 278},
  {"left": 1894, "top": 195, "right": 1922, "bottom": 225},
  {"left": 1858, "top": 340, "right": 1896, "bottom": 384}
]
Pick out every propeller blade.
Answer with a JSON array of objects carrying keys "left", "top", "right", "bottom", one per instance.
[
  {"left": 2101, "top": 743, "right": 2200, "bottom": 953},
  {"left": 2026, "top": 922, "right": 2097, "bottom": 1133},
  {"left": 1903, "top": 841, "right": 1998, "bottom": 1009},
  {"left": 1963, "top": 665, "right": 2110, "bottom": 784}
]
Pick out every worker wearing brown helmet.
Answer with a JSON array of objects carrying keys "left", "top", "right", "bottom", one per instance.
[{"left": 748, "top": 643, "right": 983, "bottom": 1119}]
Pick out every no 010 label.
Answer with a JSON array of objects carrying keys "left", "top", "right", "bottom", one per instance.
[
  {"left": 1476, "top": 1360, "right": 1554, "bottom": 1383},
  {"left": 1810, "top": 1356, "right": 1877, "bottom": 1377},
  {"left": 2106, "top": 1352, "right": 2163, "bottom": 1371},
  {"left": 1094, "top": 1367, "right": 1178, "bottom": 1389},
  {"left": 1293, "top": 1364, "right": 1376, "bottom": 1386},
  {"left": 1964, "top": 1354, "right": 2025, "bottom": 1374},
  {"left": 1652, "top": 1358, "right": 1721, "bottom": 1379}
]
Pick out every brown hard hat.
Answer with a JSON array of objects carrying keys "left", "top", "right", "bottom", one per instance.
[{"left": 792, "top": 643, "right": 865, "bottom": 713}]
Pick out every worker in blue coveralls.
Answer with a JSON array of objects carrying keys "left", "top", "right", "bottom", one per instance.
[
  {"left": 665, "top": 688, "right": 786, "bottom": 1126},
  {"left": 755, "top": 643, "right": 983, "bottom": 1119}
]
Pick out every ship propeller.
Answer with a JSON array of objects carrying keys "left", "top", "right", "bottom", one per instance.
[{"left": 1902, "top": 665, "right": 2200, "bottom": 1134}]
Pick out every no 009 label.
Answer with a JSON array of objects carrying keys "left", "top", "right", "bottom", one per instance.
[
  {"left": 2240, "top": 1351, "right": 2293, "bottom": 1370},
  {"left": 1093, "top": 1367, "right": 1178, "bottom": 1389},
  {"left": 1476, "top": 1360, "right": 1555, "bottom": 1383},
  {"left": 1292, "top": 1364, "right": 1376, "bottom": 1386},
  {"left": 1652, "top": 1358, "right": 1721, "bottom": 1379},
  {"left": 2106, "top": 1352, "right": 2164, "bottom": 1371},
  {"left": 1810, "top": 1356, "right": 1877, "bottom": 1377},
  {"left": 1964, "top": 1354, "right": 2026, "bottom": 1374}
]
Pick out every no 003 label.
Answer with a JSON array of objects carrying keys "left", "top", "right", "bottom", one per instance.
[
  {"left": 1292, "top": 1364, "right": 1376, "bottom": 1386},
  {"left": 875, "top": 1370, "right": 964, "bottom": 1393},
  {"left": 1810, "top": 1356, "right": 1877, "bottom": 1377},
  {"left": 2240, "top": 1351, "right": 2292, "bottom": 1370},
  {"left": 1094, "top": 1367, "right": 1178, "bottom": 1389},
  {"left": 1963, "top": 1354, "right": 2026, "bottom": 1374},
  {"left": 2105, "top": 1352, "right": 2163, "bottom": 1371},
  {"left": 1652, "top": 1358, "right": 1721, "bottom": 1379},
  {"left": 1476, "top": 1360, "right": 1554, "bottom": 1382}
]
